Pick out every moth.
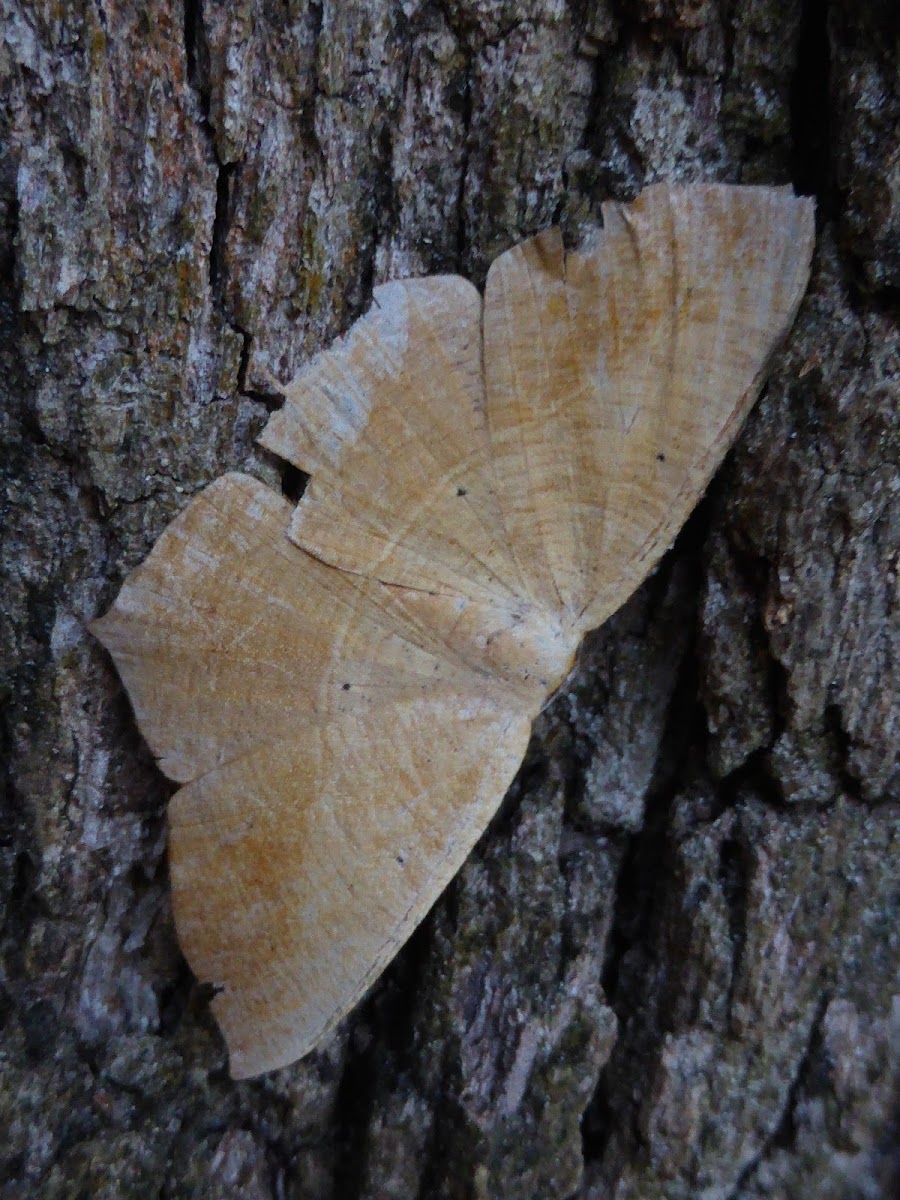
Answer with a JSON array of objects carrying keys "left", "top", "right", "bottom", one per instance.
[{"left": 92, "top": 184, "right": 815, "bottom": 1078}]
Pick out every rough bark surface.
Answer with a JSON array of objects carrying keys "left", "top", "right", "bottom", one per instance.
[{"left": 0, "top": 2, "right": 897, "bottom": 1198}]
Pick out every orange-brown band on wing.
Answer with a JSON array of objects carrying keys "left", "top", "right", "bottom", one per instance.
[
  {"left": 89, "top": 185, "right": 816, "bottom": 1080},
  {"left": 169, "top": 702, "right": 532, "bottom": 1078},
  {"left": 91, "top": 473, "right": 535, "bottom": 784},
  {"left": 482, "top": 184, "right": 815, "bottom": 634},
  {"left": 261, "top": 276, "right": 528, "bottom": 609}
]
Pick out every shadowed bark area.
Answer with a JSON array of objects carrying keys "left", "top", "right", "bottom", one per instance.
[{"left": 0, "top": 2, "right": 896, "bottom": 1198}]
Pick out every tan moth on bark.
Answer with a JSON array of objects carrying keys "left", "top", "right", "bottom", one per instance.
[{"left": 92, "top": 184, "right": 815, "bottom": 1079}]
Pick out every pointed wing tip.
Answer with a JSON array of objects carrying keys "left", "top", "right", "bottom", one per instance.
[
  {"left": 256, "top": 415, "right": 289, "bottom": 461},
  {"left": 88, "top": 605, "right": 128, "bottom": 658},
  {"left": 225, "top": 1039, "right": 319, "bottom": 1081},
  {"left": 485, "top": 225, "right": 566, "bottom": 291},
  {"left": 212, "top": 986, "right": 325, "bottom": 1080},
  {"left": 258, "top": 271, "right": 485, "bottom": 474},
  {"left": 89, "top": 470, "right": 280, "bottom": 636},
  {"left": 87, "top": 611, "right": 110, "bottom": 644}
]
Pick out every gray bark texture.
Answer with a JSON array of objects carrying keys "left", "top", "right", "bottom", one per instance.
[{"left": 1, "top": 1, "right": 897, "bottom": 1197}]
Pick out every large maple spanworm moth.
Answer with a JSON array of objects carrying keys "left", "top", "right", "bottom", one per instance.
[{"left": 92, "top": 184, "right": 815, "bottom": 1078}]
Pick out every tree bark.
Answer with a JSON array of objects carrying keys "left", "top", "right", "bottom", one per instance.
[{"left": 0, "top": 2, "right": 896, "bottom": 1198}]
